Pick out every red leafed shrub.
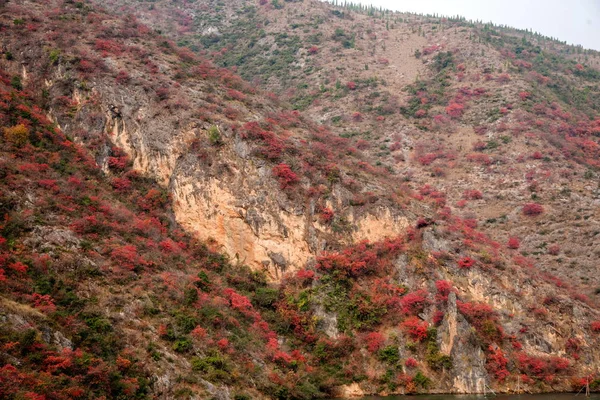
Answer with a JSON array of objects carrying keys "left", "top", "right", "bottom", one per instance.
[
  {"left": 496, "top": 73, "right": 511, "bottom": 84},
  {"left": 433, "top": 311, "right": 445, "bottom": 326},
  {"left": 466, "top": 153, "right": 492, "bottom": 165},
  {"left": 110, "top": 245, "right": 146, "bottom": 270},
  {"left": 272, "top": 163, "right": 299, "bottom": 189},
  {"left": 38, "top": 179, "right": 59, "bottom": 192},
  {"left": 531, "top": 151, "right": 543, "bottom": 160},
  {"left": 463, "top": 189, "right": 482, "bottom": 200},
  {"left": 472, "top": 141, "right": 487, "bottom": 151},
  {"left": 308, "top": 46, "right": 319, "bottom": 55},
  {"left": 364, "top": 331, "right": 385, "bottom": 353},
  {"left": 115, "top": 70, "right": 130, "bottom": 84},
  {"left": 159, "top": 239, "right": 181, "bottom": 254},
  {"left": 19, "top": 163, "right": 50, "bottom": 173},
  {"left": 517, "top": 353, "right": 570, "bottom": 379},
  {"left": 111, "top": 177, "right": 132, "bottom": 192},
  {"left": 78, "top": 59, "right": 97, "bottom": 73},
  {"left": 486, "top": 345, "right": 510, "bottom": 381},
  {"left": 8, "top": 262, "right": 28, "bottom": 274},
  {"left": 217, "top": 338, "right": 229, "bottom": 350},
  {"left": 507, "top": 237, "right": 521, "bottom": 250},
  {"left": 566, "top": 337, "right": 581, "bottom": 359},
  {"left": 457, "top": 301, "right": 503, "bottom": 342},
  {"left": 223, "top": 288, "right": 252, "bottom": 311},
  {"left": 241, "top": 122, "right": 288, "bottom": 160},
  {"left": 351, "top": 112, "right": 362, "bottom": 122},
  {"left": 446, "top": 102, "right": 464, "bottom": 118},
  {"left": 457, "top": 256, "right": 475, "bottom": 269},
  {"left": 547, "top": 244, "right": 560, "bottom": 255},
  {"left": 405, "top": 358, "right": 418, "bottom": 368},
  {"left": 227, "top": 89, "right": 246, "bottom": 101},
  {"left": 415, "top": 109, "right": 427, "bottom": 118},
  {"left": 519, "top": 91, "right": 531, "bottom": 101},
  {"left": 296, "top": 269, "right": 315, "bottom": 284},
  {"left": 435, "top": 280, "right": 453, "bottom": 302},
  {"left": 108, "top": 156, "right": 129, "bottom": 171},
  {"left": 156, "top": 87, "right": 169, "bottom": 100},
  {"left": 591, "top": 321, "right": 600, "bottom": 332},
  {"left": 400, "top": 290, "right": 430, "bottom": 315},
  {"left": 32, "top": 293, "right": 56, "bottom": 313},
  {"left": 346, "top": 81, "right": 357, "bottom": 90},
  {"left": 191, "top": 326, "right": 207, "bottom": 339},
  {"left": 522, "top": 203, "right": 544, "bottom": 216},
  {"left": 417, "top": 153, "right": 439, "bottom": 166},
  {"left": 319, "top": 207, "right": 334, "bottom": 224},
  {"left": 94, "top": 39, "right": 123, "bottom": 55},
  {"left": 422, "top": 44, "right": 442, "bottom": 55},
  {"left": 401, "top": 316, "right": 428, "bottom": 342}
]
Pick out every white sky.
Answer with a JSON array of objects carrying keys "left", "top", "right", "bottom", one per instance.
[{"left": 325, "top": 0, "right": 600, "bottom": 51}]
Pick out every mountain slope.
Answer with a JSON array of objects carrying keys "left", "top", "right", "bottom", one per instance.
[
  {"left": 103, "top": 0, "right": 600, "bottom": 296},
  {"left": 0, "top": 0, "right": 599, "bottom": 398}
]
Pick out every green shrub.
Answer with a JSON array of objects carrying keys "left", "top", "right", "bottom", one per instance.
[
  {"left": 378, "top": 345, "right": 400, "bottom": 364},
  {"left": 207, "top": 125, "right": 222, "bottom": 145}
]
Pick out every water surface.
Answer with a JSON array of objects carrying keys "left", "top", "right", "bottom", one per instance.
[{"left": 354, "top": 395, "right": 600, "bottom": 400}]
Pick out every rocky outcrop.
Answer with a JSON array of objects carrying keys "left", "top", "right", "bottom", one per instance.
[
  {"left": 99, "top": 101, "right": 410, "bottom": 279},
  {"left": 438, "top": 292, "right": 487, "bottom": 393}
]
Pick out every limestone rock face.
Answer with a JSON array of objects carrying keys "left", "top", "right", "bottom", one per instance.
[
  {"left": 438, "top": 292, "right": 488, "bottom": 393},
  {"left": 99, "top": 102, "right": 410, "bottom": 279}
]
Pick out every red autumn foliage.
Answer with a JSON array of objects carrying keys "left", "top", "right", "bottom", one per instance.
[
  {"left": 32, "top": 293, "right": 56, "bottom": 313},
  {"left": 415, "top": 109, "right": 427, "bottom": 118},
  {"left": 8, "top": 261, "right": 28, "bottom": 274},
  {"left": 446, "top": 102, "right": 464, "bottom": 118},
  {"left": 110, "top": 245, "right": 147, "bottom": 270},
  {"left": 401, "top": 316, "right": 428, "bottom": 342},
  {"left": 547, "top": 244, "right": 560, "bottom": 255},
  {"left": 522, "top": 203, "right": 544, "bottom": 216},
  {"left": 457, "top": 301, "right": 504, "bottom": 342},
  {"left": 223, "top": 288, "right": 253, "bottom": 312},
  {"left": 517, "top": 353, "right": 570, "bottom": 380},
  {"left": 435, "top": 280, "right": 454, "bottom": 302},
  {"left": 507, "top": 237, "right": 521, "bottom": 250},
  {"left": 226, "top": 89, "right": 246, "bottom": 101},
  {"left": 519, "top": 91, "right": 531, "bottom": 101},
  {"left": 496, "top": 73, "right": 511, "bottom": 83},
  {"left": 466, "top": 153, "right": 492, "bottom": 165},
  {"left": 191, "top": 326, "right": 207, "bottom": 339},
  {"left": 486, "top": 345, "right": 510, "bottom": 381},
  {"left": 591, "top": 321, "right": 600, "bottom": 332},
  {"left": 400, "top": 290, "right": 430, "bottom": 315},
  {"left": 111, "top": 177, "right": 132, "bottom": 192},
  {"left": 364, "top": 331, "right": 385, "bottom": 353},
  {"left": 457, "top": 256, "right": 475, "bottom": 269},
  {"left": 405, "top": 358, "right": 418, "bottom": 368},
  {"left": 463, "top": 190, "right": 482, "bottom": 200},
  {"left": 319, "top": 207, "right": 334, "bottom": 224},
  {"left": 296, "top": 269, "right": 315, "bottom": 284},
  {"left": 217, "top": 338, "right": 229, "bottom": 351},
  {"left": 272, "top": 163, "right": 299, "bottom": 189},
  {"left": 433, "top": 310, "right": 445, "bottom": 326}
]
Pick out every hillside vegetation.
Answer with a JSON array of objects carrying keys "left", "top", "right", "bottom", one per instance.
[{"left": 0, "top": 0, "right": 599, "bottom": 398}]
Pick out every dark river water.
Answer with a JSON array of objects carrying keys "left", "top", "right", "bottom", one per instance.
[{"left": 352, "top": 395, "right": 600, "bottom": 400}]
